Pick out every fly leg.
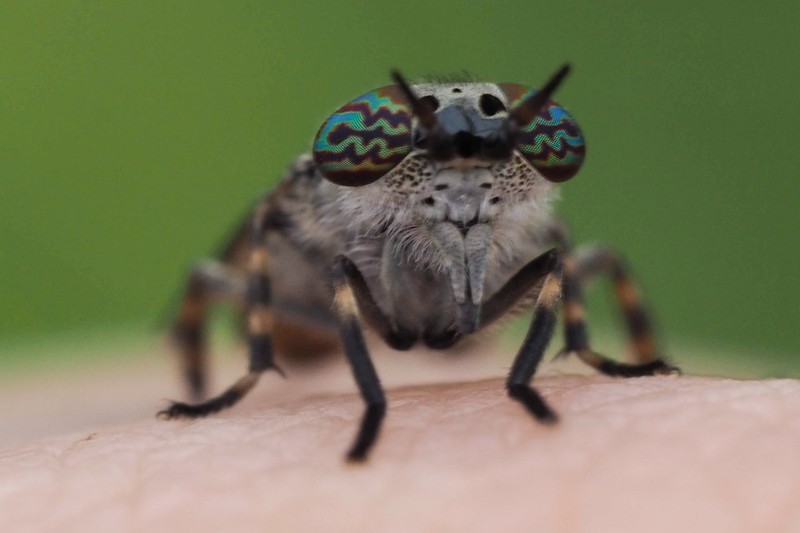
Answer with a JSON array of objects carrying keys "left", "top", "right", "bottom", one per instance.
[
  {"left": 331, "top": 255, "right": 414, "bottom": 461},
  {"left": 159, "top": 200, "right": 284, "bottom": 419},
  {"left": 547, "top": 222, "right": 679, "bottom": 376},
  {"left": 170, "top": 261, "right": 245, "bottom": 401},
  {"left": 480, "top": 249, "right": 563, "bottom": 422}
]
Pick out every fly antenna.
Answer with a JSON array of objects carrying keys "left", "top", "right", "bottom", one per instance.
[
  {"left": 510, "top": 63, "right": 571, "bottom": 126},
  {"left": 391, "top": 69, "right": 438, "bottom": 130}
]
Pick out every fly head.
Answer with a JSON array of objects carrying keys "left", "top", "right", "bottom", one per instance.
[{"left": 312, "top": 64, "right": 586, "bottom": 233}]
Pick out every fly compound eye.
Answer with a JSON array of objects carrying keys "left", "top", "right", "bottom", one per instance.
[
  {"left": 499, "top": 83, "right": 586, "bottom": 182},
  {"left": 313, "top": 86, "right": 413, "bottom": 187}
]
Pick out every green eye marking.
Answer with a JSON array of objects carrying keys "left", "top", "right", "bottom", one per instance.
[
  {"left": 501, "top": 83, "right": 586, "bottom": 182},
  {"left": 313, "top": 86, "right": 413, "bottom": 187}
]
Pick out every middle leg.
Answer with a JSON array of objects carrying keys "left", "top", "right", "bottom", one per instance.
[
  {"left": 547, "top": 223, "right": 679, "bottom": 377},
  {"left": 159, "top": 201, "right": 284, "bottom": 420}
]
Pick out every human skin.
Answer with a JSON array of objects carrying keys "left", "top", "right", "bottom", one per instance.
[{"left": 1, "top": 348, "right": 799, "bottom": 532}]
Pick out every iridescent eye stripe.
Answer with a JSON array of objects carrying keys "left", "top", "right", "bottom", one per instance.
[
  {"left": 500, "top": 83, "right": 586, "bottom": 182},
  {"left": 313, "top": 86, "right": 412, "bottom": 187}
]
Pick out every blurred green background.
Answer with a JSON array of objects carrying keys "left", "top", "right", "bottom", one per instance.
[{"left": 1, "top": 1, "right": 797, "bottom": 375}]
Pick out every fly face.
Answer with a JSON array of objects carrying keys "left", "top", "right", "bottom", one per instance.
[
  {"left": 408, "top": 81, "right": 517, "bottom": 163},
  {"left": 312, "top": 65, "right": 586, "bottom": 231},
  {"left": 396, "top": 81, "right": 539, "bottom": 230},
  {"left": 312, "top": 66, "right": 587, "bottom": 335}
]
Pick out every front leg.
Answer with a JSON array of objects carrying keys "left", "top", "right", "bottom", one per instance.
[
  {"left": 331, "top": 255, "right": 389, "bottom": 462},
  {"left": 503, "top": 251, "right": 563, "bottom": 423},
  {"left": 478, "top": 249, "right": 563, "bottom": 422}
]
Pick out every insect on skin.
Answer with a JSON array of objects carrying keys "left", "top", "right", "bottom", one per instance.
[{"left": 159, "top": 64, "right": 680, "bottom": 461}]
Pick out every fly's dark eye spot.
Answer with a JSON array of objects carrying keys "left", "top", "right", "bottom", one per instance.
[
  {"left": 480, "top": 182, "right": 492, "bottom": 189},
  {"left": 420, "top": 95, "right": 439, "bottom": 112},
  {"left": 489, "top": 196, "right": 501, "bottom": 205},
  {"left": 422, "top": 197, "right": 436, "bottom": 206},
  {"left": 479, "top": 94, "right": 506, "bottom": 116},
  {"left": 434, "top": 184, "right": 449, "bottom": 191},
  {"left": 452, "top": 88, "right": 462, "bottom": 93}
]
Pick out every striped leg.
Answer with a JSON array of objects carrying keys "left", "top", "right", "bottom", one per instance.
[
  {"left": 159, "top": 202, "right": 283, "bottom": 420},
  {"left": 547, "top": 223, "right": 678, "bottom": 377},
  {"left": 331, "top": 255, "right": 387, "bottom": 462},
  {"left": 171, "top": 261, "right": 245, "bottom": 401},
  {"left": 505, "top": 251, "right": 562, "bottom": 423}
]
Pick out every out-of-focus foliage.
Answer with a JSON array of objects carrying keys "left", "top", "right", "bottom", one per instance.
[{"left": 1, "top": 1, "right": 797, "bottom": 371}]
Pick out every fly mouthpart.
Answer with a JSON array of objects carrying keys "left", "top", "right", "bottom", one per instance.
[{"left": 453, "top": 215, "right": 481, "bottom": 234}]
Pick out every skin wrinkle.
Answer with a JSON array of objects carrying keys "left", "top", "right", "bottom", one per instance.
[{"left": 1, "top": 355, "right": 799, "bottom": 531}]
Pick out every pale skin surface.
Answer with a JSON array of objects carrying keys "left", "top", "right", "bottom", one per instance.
[{"left": 1, "top": 342, "right": 799, "bottom": 532}]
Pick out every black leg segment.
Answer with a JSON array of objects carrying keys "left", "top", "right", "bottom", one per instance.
[
  {"left": 480, "top": 248, "right": 559, "bottom": 327},
  {"left": 504, "top": 252, "right": 563, "bottom": 424},
  {"left": 332, "top": 255, "right": 388, "bottom": 462}
]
